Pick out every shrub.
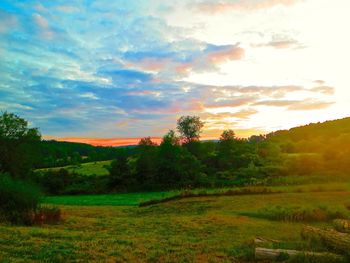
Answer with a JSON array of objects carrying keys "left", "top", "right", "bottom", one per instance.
[
  {"left": 33, "top": 205, "right": 61, "bottom": 225},
  {"left": 34, "top": 169, "right": 108, "bottom": 195},
  {"left": 0, "top": 173, "right": 42, "bottom": 225}
]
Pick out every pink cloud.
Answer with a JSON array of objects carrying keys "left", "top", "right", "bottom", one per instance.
[
  {"left": 33, "top": 13, "right": 49, "bottom": 29},
  {"left": 124, "top": 44, "right": 244, "bottom": 76},
  {"left": 207, "top": 46, "right": 245, "bottom": 64},
  {"left": 55, "top": 137, "right": 162, "bottom": 147}
]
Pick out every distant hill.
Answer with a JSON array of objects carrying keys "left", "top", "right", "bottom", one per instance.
[
  {"left": 266, "top": 117, "right": 350, "bottom": 175},
  {"left": 268, "top": 117, "right": 350, "bottom": 143},
  {"left": 35, "top": 140, "right": 135, "bottom": 169}
]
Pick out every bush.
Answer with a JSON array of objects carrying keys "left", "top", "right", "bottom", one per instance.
[
  {"left": 33, "top": 205, "right": 61, "bottom": 225},
  {"left": 34, "top": 169, "right": 108, "bottom": 195},
  {"left": 0, "top": 173, "right": 42, "bottom": 225}
]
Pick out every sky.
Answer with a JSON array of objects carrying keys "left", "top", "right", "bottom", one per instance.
[{"left": 0, "top": 0, "right": 349, "bottom": 146}]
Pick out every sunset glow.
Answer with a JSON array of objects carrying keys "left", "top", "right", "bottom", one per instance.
[{"left": 1, "top": 0, "right": 349, "bottom": 145}]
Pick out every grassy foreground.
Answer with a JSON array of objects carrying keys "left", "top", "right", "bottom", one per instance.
[{"left": 1, "top": 186, "right": 350, "bottom": 262}]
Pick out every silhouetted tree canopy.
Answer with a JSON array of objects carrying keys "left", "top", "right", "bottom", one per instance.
[
  {"left": 177, "top": 116, "right": 204, "bottom": 143},
  {"left": 0, "top": 112, "right": 41, "bottom": 178},
  {"left": 220, "top": 129, "right": 236, "bottom": 141}
]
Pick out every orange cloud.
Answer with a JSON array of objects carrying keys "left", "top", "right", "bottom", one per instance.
[
  {"left": 254, "top": 99, "right": 334, "bottom": 110},
  {"left": 202, "top": 108, "right": 258, "bottom": 120},
  {"left": 287, "top": 100, "right": 334, "bottom": 111},
  {"left": 205, "top": 97, "right": 256, "bottom": 109},
  {"left": 253, "top": 39, "right": 303, "bottom": 49},
  {"left": 311, "top": 86, "right": 334, "bottom": 95},
  {"left": 207, "top": 46, "right": 245, "bottom": 64},
  {"left": 254, "top": 100, "right": 297, "bottom": 107}
]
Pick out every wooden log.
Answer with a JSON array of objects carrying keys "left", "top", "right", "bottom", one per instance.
[
  {"left": 254, "top": 236, "right": 280, "bottom": 244},
  {"left": 255, "top": 247, "right": 299, "bottom": 260},
  {"left": 333, "top": 219, "right": 350, "bottom": 233},
  {"left": 255, "top": 247, "right": 343, "bottom": 261},
  {"left": 301, "top": 226, "right": 350, "bottom": 254}
]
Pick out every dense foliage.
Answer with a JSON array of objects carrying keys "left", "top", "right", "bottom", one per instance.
[
  {"left": 34, "top": 140, "right": 133, "bottom": 168},
  {"left": 267, "top": 118, "right": 350, "bottom": 175},
  {"left": 0, "top": 112, "right": 41, "bottom": 179},
  {"left": 0, "top": 173, "right": 42, "bottom": 224}
]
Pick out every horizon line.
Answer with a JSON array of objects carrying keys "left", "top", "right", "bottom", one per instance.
[{"left": 43, "top": 136, "right": 220, "bottom": 147}]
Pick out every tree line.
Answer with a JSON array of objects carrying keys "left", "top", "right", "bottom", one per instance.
[{"left": 2, "top": 111, "right": 350, "bottom": 196}]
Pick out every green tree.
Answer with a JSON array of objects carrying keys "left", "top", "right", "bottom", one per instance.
[
  {"left": 156, "top": 130, "right": 182, "bottom": 187},
  {"left": 108, "top": 154, "right": 133, "bottom": 190},
  {"left": 220, "top": 129, "right": 236, "bottom": 141},
  {"left": 177, "top": 116, "right": 204, "bottom": 143},
  {"left": 162, "top": 130, "right": 180, "bottom": 146},
  {"left": 217, "top": 129, "right": 237, "bottom": 171},
  {"left": 136, "top": 137, "right": 158, "bottom": 189},
  {"left": 0, "top": 112, "right": 41, "bottom": 178}
]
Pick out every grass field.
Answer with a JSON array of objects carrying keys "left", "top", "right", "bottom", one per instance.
[
  {"left": 1, "top": 184, "right": 350, "bottom": 262},
  {"left": 36, "top": 160, "right": 112, "bottom": 176},
  {"left": 44, "top": 191, "right": 179, "bottom": 206}
]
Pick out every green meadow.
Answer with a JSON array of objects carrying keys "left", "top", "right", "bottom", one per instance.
[
  {"left": 1, "top": 183, "right": 349, "bottom": 262},
  {"left": 36, "top": 160, "right": 112, "bottom": 177},
  {"left": 44, "top": 191, "right": 178, "bottom": 206}
]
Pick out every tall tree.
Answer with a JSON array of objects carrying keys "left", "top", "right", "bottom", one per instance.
[
  {"left": 135, "top": 137, "right": 158, "bottom": 188},
  {"left": 220, "top": 129, "right": 236, "bottom": 141},
  {"left": 217, "top": 129, "right": 237, "bottom": 170},
  {"left": 0, "top": 112, "right": 41, "bottom": 178},
  {"left": 108, "top": 153, "right": 132, "bottom": 190},
  {"left": 177, "top": 116, "right": 204, "bottom": 143}
]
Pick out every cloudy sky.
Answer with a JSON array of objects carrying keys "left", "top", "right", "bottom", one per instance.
[{"left": 0, "top": 0, "right": 349, "bottom": 145}]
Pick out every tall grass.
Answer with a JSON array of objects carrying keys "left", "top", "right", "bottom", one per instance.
[{"left": 243, "top": 205, "right": 348, "bottom": 222}]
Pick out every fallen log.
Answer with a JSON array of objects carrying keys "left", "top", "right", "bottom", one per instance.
[
  {"left": 254, "top": 236, "right": 280, "bottom": 244},
  {"left": 255, "top": 247, "right": 343, "bottom": 261},
  {"left": 301, "top": 226, "right": 350, "bottom": 255},
  {"left": 333, "top": 219, "right": 350, "bottom": 233}
]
